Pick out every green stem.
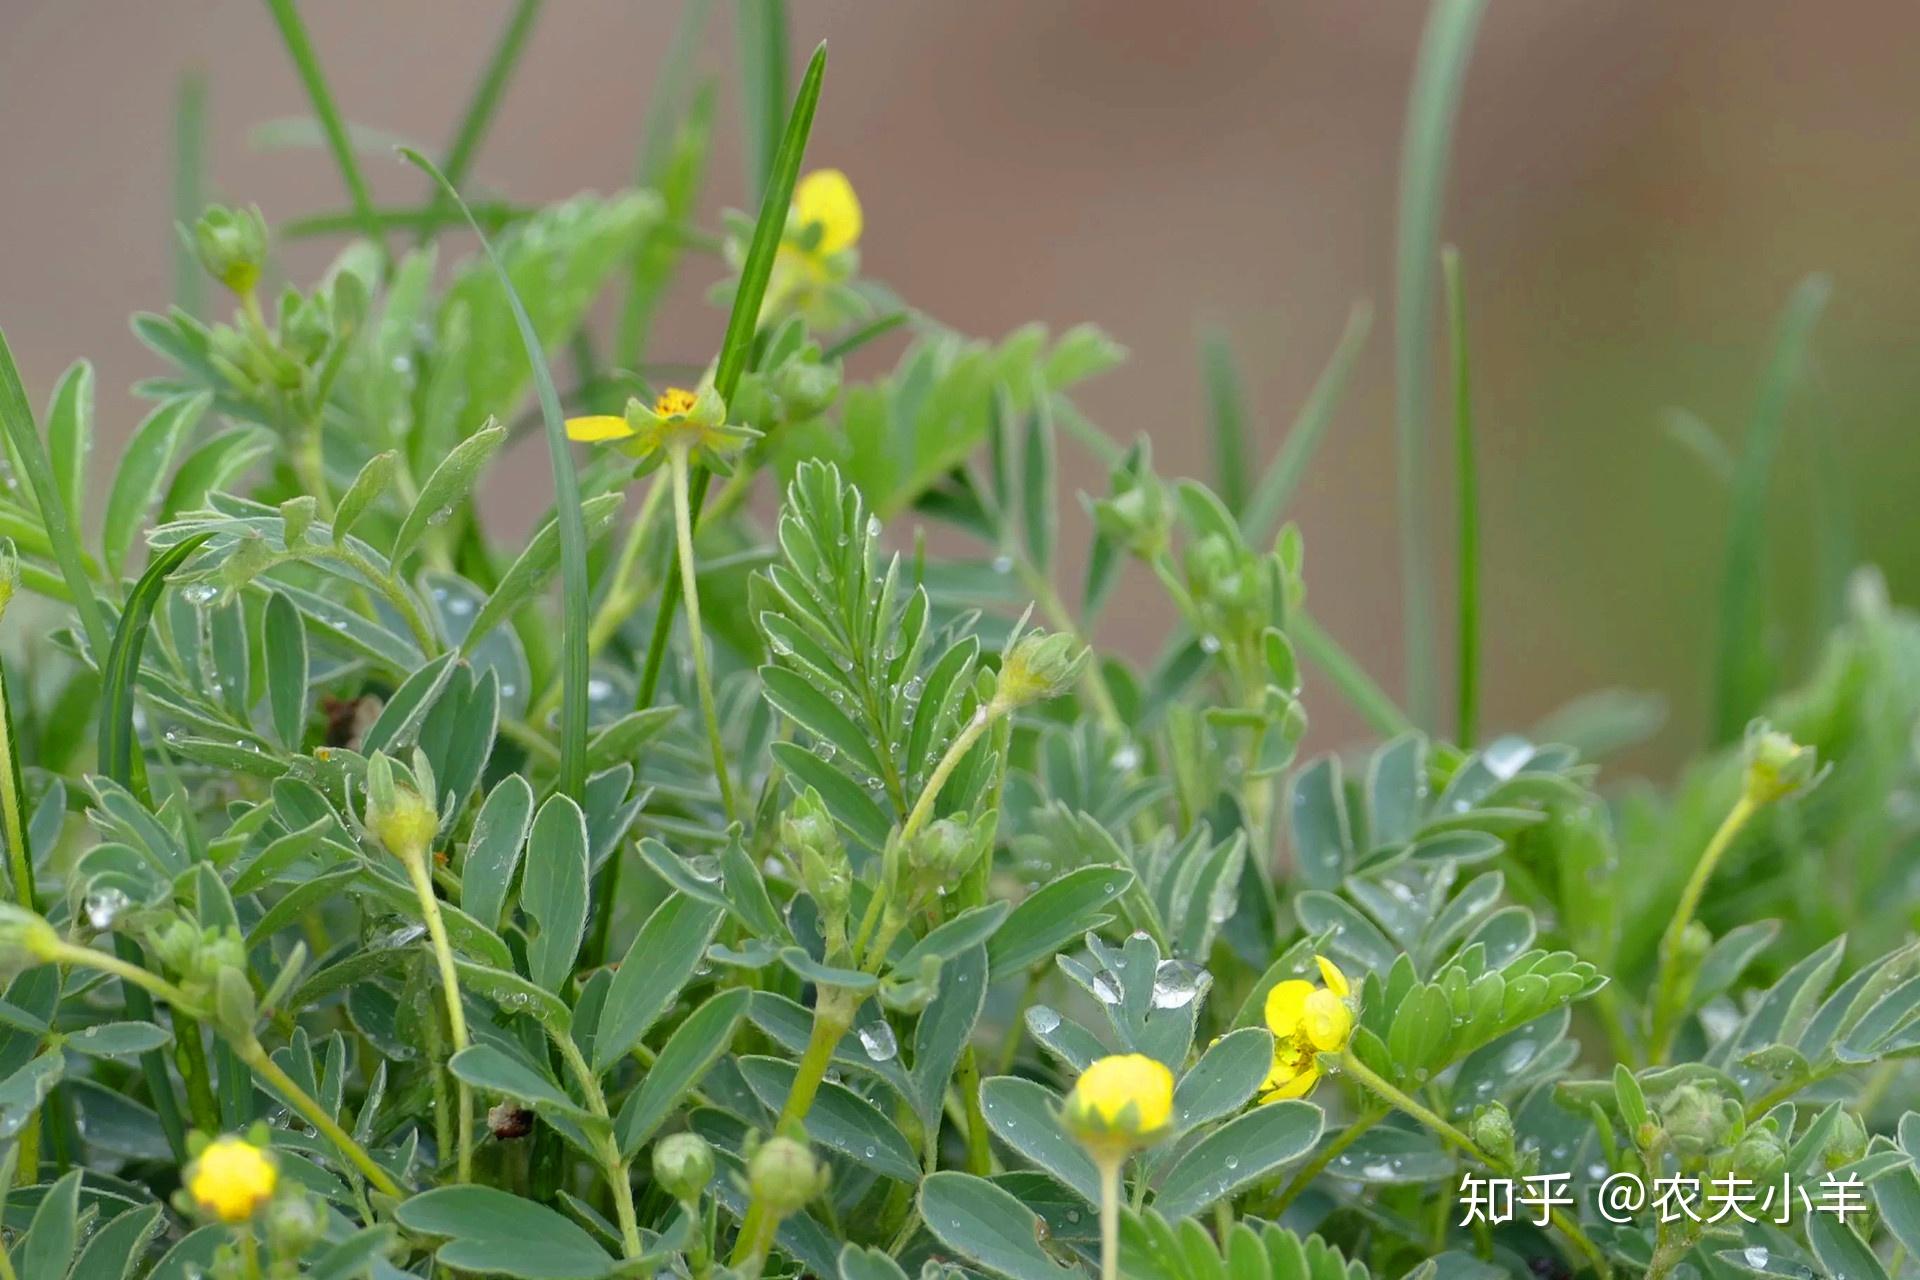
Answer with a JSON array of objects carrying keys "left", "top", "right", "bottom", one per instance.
[
  {"left": 899, "top": 701, "right": 1000, "bottom": 846},
  {"left": 261, "top": 0, "right": 386, "bottom": 262},
  {"left": 1096, "top": 1153, "right": 1122, "bottom": 1280},
  {"left": 1268, "top": 1109, "right": 1385, "bottom": 1215},
  {"left": 1649, "top": 792, "right": 1759, "bottom": 1062},
  {"left": 0, "top": 662, "right": 34, "bottom": 1186},
  {"left": 729, "top": 987, "right": 856, "bottom": 1269},
  {"left": 174, "top": 1017, "right": 223, "bottom": 1136},
  {"left": 1443, "top": 247, "right": 1479, "bottom": 747},
  {"left": 954, "top": 1046, "right": 992, "bottom": 1176},
  {"left": 1340, "top": 1050, "right": 1611, "bottom": 1280},
  {"left": 668, "top": 446, "right": 736, "bottom": 821},
  {"left": 404, "top": 852, "right": 472, "bottom": 1183},
  {"left": 1015, "top": 561, "right": 1122, "bottom": 730},
  {"left": 551, "top": 1032, "right": 642, "bottom": 1259},
  {"left": 297, "top": 418, "right": 335, "bottom": 519},
  {"left": 332, "top": 547, "right": 438, "bottom": 655},
  {"left": 240, "top": 1036, "right": 405, "bottom": 1200}
]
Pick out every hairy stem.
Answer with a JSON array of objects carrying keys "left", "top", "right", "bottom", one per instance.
[
  {"left": 1650, "top": 792, "right": 1759, "bottom": 1062},
  {"left": 551, "top": 1032, "right": 642, "bottom": 1258},
  {"left": 1096, "top": 1153, "right": 1123, "bottom": 1280},
  {"left": 404, "top": 851, "right": 472, "bottom": 1182},
  {"left": 1269, "top": 1109, "right": 1385, "bottom": 1215}
]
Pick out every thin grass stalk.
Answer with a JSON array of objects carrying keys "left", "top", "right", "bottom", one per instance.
[{"left": 1442, "top": 248, "right": 1479, "bottom": 746}]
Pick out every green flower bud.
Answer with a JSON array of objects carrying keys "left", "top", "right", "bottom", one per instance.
[
  {"left": 189, "top": 205, "right": 268, "bottom": 295},
  {"left": 1729, "top": 1127, "right": 1787, "bottom": 1182},
  {"left": 906, "top": 816, "right": 979, "bottom": 887},
  {"left": 262, "top": 1186, "right": 324, "bottom": 1256},
  {"left": 1741, "top": 721, "right": 1818, "bottom": 806},
  {"left": 653, "top": 1132, "right": 716, "bottom": 1202},
  {"left": 279, "top": 291, "right": 332, "bottom": 368},
  {"left": 772, "top": 354, "right": 841, "bottom": 419},
  {"left": 1659, "top": 1083, "right": 1730, "bottom": 1160},
  {"left": 995, "top": 630, "right": 1087, "bottom": 710},
  {"left": 280, "top": 496, "right": 318, "bottom": 548},
  {"left": 363, "top": 752, "right": 439, "bottom": 862},
  {"left": 216, "top": 532, "right": 278, "bottom": 597},
  {"left": 1091, "top": 472, "right": 1171, "bottom": 559},
  {"left": 214, "top": 966, "right": 258, "bottom": 1038},
  {"left": 1469, "top": 1102, "right": 1516, "bottom": 1165},
  {"left": 747, "top": 1135, "right": 825, "bottom": 1216},
  {"left": 1826, "top": 1110, "right": 1868, "bottom": 1169},
  {"left": 0, "top": 903, "right": 59, "bottom": 982}
]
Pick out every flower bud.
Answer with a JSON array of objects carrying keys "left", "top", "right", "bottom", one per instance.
[
  {"left": 189, "top": 205, "right": 268, "bottom": 295},
  {"left": 185, "top": 1134, "right": 277, "bottom": 1223},
  {"left": 363, "top": 752, "right": 439, "bottom": 862},
  {"left": 653, "top": 1132, "right": 716, "bottom": 1202},
  {"left": 1659, "top": 1083, "right": 1730, "bottom": 1160},
  {"left": 772, "top": 355, "right": 842, "bottom": 419},
  {"left": 1730, "top": 1127, "right": 1787, "bottom": 1182},
  {"left": 904, "top": 816, "right": 985, "bottom": 896},
  {"left": 1469, "top": 1102, "right": 1516, "bottom": 1165},
  {"left": 1062, "top": 1053, "right": 1174, "bottom": 1164},
  {"left": 280, "top": 495, "right": 318, "bottom": 548},
  {"left": 747, "top": 1135, "right": 825, "bottom": 1216},
  {"left": 216, "top": 532, "right": 277, "bottom": 597},
  {"left": 1091, "top": 472, "right": 1171, "bottom": 559},
  {"left": 995, "top": 631, "right": 1087, "bottom": 710},
  {"left": 214, "top": 966, "right": 258, "bottom": 1038},
  {"left": 1741, "top": 722, "right": 1818, "bottom": 806},
  {"left": 783, "top": 790, "right": 848, "bottom": 918},
  {"left": 1825, "top": 1110, "right": 1868, "bottom": 1170},
  {"left": 262, "top": 1187, "right": 324, "bottom": 1255}
]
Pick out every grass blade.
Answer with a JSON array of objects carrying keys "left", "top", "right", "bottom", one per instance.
[
  {"left": 99, "top": 535, "right": 212, "bottom": 800},
  {"left": 1443, "top": 248, "right": 1478, "bottom": 747},
  {"left": 736, "top": 0, "right": 791, "bottom": 197},
  {"left": 0, "top": 330, "right": 111, "bottom": 661},
  {"left": 423, "top": 0, "right": 545, "bottom": 246},
  {"left": 262, "top": 0, "right": 384, "bottom": 257},
  {"left": 636, "top": 42, "right": 828, "bottom": 708},
  {"left": 1290, "top": 609, "right": 1414, "bottom": 741},
  {"left": 402, "top": 149, "right": 592, "bottom": 800},
  {"left": 1241, "top": 301, "right": 1373, "bottom": 544},
  {"left": 172, "top": 73, "right": 207, "bottom": 318},
  {"left": 1393, "top": 0, "right": 1488, "bottom": 730},
  {"left": 1709, "top": 274, "right": 1832, "bottom": 744},
  {"left": 635, "top": 0, "right": 717, "bottom": 183},
  {"left": 1201, "top": 326, "right": 1250, "bottom": 518}
]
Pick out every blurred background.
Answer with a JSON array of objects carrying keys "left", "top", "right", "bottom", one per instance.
[{"left": 4, "top": 1, "right": 1915, "bottom": 775}]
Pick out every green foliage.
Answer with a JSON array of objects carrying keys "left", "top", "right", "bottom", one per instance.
[{"left": 0, "top": 5, "right": 1912, "bottom": 1280}]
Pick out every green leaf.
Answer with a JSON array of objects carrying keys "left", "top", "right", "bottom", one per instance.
[
  {"left": 45, "top": 360, "right": 94, "bottom": 529},
  {"left": 1021, "top": 394, "right": 1058, "bottom": 570},
  {"left": 1242, "top": 303, "right": 1372, "bottom": 543},
  {"left": 1443, "top": 248, "right": 1479, "bottom": 746},
  {"left": 593, "top": 895, "right": 725, "bottom": 1072},
  {"left": 735, "top": 0, "right": 789, "bottom": 195},
  {"left": 67, "top": 1204, "right": 162, "bottom": 1280},
  {"left": 462, "top": 775, "right": 533, "bottom": 932},
  {"left": 99, "top": 533, "right": 213, "bottom": 798},
  {"left": 63, "top": 1021, "right": 172, "bottom": 1058},
  {"left": 18, "top": 1169, "right": 82, "bottom": 1280},
  {"left": 160, "top": 425, "right": 273, "bottom": 520},
  {"left": 103, "top": 393, "right": 208, "bottom": 577},
  {"left": 909, "top": 947, "right": 988, "bottom": 1130},
  {"left": 1806, "top": 1212, "right": 1890, "bottom": 1280},
  {"left": 1153, "top": 1100, "right": 1323, "bottom": 1219},
  {"left": 1173, "top": 1026, "right": 1274, "bottom": 1132},
  {"left": 360, "top": 652, "right": 459, "bottom": 758},
  {"left": 837, "top": 1246, "right": 911, "bottom": 1280},
  {"left": 1201, "top": 327, "right": 1249, "bottom": 517},
  {"left": 447, "top": 1044, "right": 593, "bottom": 1124},
  {"left": 262, "top": 590, "right": 309, "bottom": 749},
  {"left": 332, "top": 450, "right": 397, "bottom": 547},
  {"left": 918, "top": 1172, "right": 1081, "bottom": 1280},
  {"left": 392, "top": 424, "right": 507, "bottom": 566},
  {"left": 615, "top": 988, "right": 749, "bottom": 1158},
  {"left": 987, "top": 865, "right": 1133, "bottom": 977},
  {"left": 520, "top": 794, "right": 589, "bottom": 991},
  {"left": 978, "top": 1076, "right": 1099, "bottom": 1202},
  {"left": 739, "top": 1056, "right": 919, "bottom": 1183},
  {"left": 396, "top": 1186, "right": 616, "bottom": 1280},
  {"left": 451, "top": 960, "right": 573, "bottom": 1037},
  {"left": 262, "top": 0, "right": 382, "bottom": 250},
  {"left": 894, "top": 902, "right": 1009, "bottom": 973},
  {"left": 460, "top": 493, "right": 620, "bottom": 657}
]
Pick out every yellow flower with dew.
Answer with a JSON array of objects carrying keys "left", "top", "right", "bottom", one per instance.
[
  {"left": 565, "top": 385, "right": 757, "bottom": 472},
  {"left": 1062, "top": 1052, "right": 1174, "bottom": 1161},
  {"left": 1260, "top": 955, "right": 1353, "bottom": 1102},
  {"left": 186, "top": 1134, "right": 278, "bottom": 1223}
]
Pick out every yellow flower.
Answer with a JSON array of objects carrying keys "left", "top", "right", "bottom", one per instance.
[
  {"left": 1062, "top": 1053, "right": 1174, "bottom": 1161},
  {"left": 187, "top": 1135, "right": 278, "bottom": 1223},
  {"left": 792, "top": 169, "right": 862, "bottom": 257},
  {"left": 1260, "top": 955, "right": 1353, "bottom": 1102},
  {"left": 564, "top": 386, "right": 756, "bottom": 469}
]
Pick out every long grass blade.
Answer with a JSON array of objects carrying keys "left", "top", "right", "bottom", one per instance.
[
  {"left": 1442, "top": 248, "right": 1479, "bottom": 747},
  {"left": 172, "top": 73, "right": 208, "bottom": 318},
  {"left": 736, "top": 0, "right": 791, "bottom": 198},
  {"left": 635, "top": 0, "right": 717, "bottom": 184},
  {"left": 422, "top": 0, "right": 545, "bottom": 246},
  {"left": 403, "top": 150, "right": 592, "bottom": 801},
  {"left": 1290, "top": 609, "right": 1414, "bottom": 740},
  {"left": 262, "top": 0, "right": 385, "bottom": 257},
  {"left": 636, "top": 42, "right": 828, "bottom": 708},
  {"left": 1709, "top": 274, "right": 1831, "bottom": 744},
  {"left": 0, "top": 330, "right": 110, "bottom": 661},
  {"left": 1393, "top": 0, "right": 1488, "bottom": 730},
  {"left": 1241, "top": 301, "right": 1373, "bottom": 544},
  {"left": 1201, "top": 327, "right": 1250, "bottom": 518}
]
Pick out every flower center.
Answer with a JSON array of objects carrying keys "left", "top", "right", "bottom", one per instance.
[{"left": 656, "top": 387, "right": 699, "bottom": 417}]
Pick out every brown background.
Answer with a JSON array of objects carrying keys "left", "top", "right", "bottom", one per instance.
[{"left": 5, "top": 2, "right": 1918, "bottom": 770}]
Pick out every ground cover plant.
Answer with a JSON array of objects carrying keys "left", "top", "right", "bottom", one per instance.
[{"left": 0, "top": 2, "right": 1917, "bottom": 1278}]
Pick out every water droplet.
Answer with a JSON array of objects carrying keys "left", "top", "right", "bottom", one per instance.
[
  {"left": 84, "top": 888, "right": 130, "bottom": 931},
  {"left": 857, "top": 1023, "right": 898, "bottom": 1062},
  {"left": 866, "top": 516, "right": 882, "bottom": 539},
  {"left": 685, "top": 855, "right": 722, "bottom": 883},
  {"left": 1199, "top": 634, "right": 1222, "bottom": 654},
  {"left": 1091, "top": 976, "right": 1121, "bottom": 1006},
  {"left": 991, "top": 555, "right": 1013, "bottom": 575},
  {"left": 180, "top": 583, "right": 217, "bottom": 606},
  {"left": 1150, "top": 959, "right": 1208, "bottom": 1010},
  {"left": 1028, "top": 1008, "right": 1061, "bottom": 1035},
  {"left": 1482, "top": 735, "right": 1532, "bottom": 782},
  {"left": 1110, "top": 744, "right": 1141, "bottom": 771}
]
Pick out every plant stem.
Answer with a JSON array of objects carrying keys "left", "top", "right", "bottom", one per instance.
[
  {"left": 729, "top": 986, "right": 856, "bottom": 1270},
  {"left": 1096, "top": 1153, "right": 1123, "bottom": 1280},
  {"left": 1649, "top": 792, "right": 1759, "bottom": 1062},
  {"left": 297, "top": 418, "right": 335, "bottom": 518},
  {"left": 668, "top": 445, "right": 736, "bottom": 821},
  {"left": 0, "top": 663, "right": 38, "bottom": 1185},
  {"left": 1269, "top": 1110, "right": 1385, "bottom": 1215},
  {"left": 900, "top": 702, "right": 999, "bottom": 846},
  {"left": 1339, "top": 1050, "right": 1612, "bottom": 1280},
  {"left": 239, "top": 1036, "right": 405, "bottom": 1199},
  {"left": 550, "top": 1032, "right": 642, "bottom": 1259},
  {"left": 261, "top": 0, "right": 386, "bottom": 263},
  {"left": 403, "top": 851, "right": 473, "bottom": 1182}
]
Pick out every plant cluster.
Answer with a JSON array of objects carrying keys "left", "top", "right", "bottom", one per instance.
[{"left": 0, "top": 4, "right": 1916, "bottom": 1280}]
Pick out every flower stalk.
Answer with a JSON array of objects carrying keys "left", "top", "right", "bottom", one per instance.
[{"left": 668, "top": 442, "right": 737, "bottom": 821}]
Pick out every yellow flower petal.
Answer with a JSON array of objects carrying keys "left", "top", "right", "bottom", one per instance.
[
  {"left": 1302, "top": 987, "right": 1354, "bottom": 1052},
  {"left": 1068, "top": 1052, "right": 1174, "bottom": 1134},
  {"left": 793, "top": 169, "right": 862, "bottom": 256},
  {"left": 1264, "top": 979, "right": 1314, "bottom": 1038},
  {"left": 565, "top": 415, "right": 635, "bottom": 443},
  {"left": 187, "top": 1136, "right": 277, "bottom": 1223},
  {"left": 1315, "top": 954, "right": 1351, "bottom": 998},
  {"left": 1260, "top": 1061, "right": 1319, "bottom": 1102}
]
